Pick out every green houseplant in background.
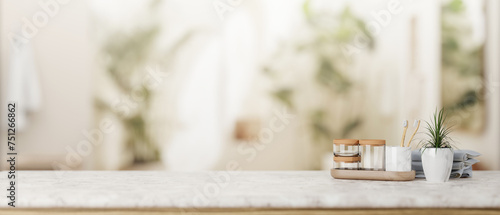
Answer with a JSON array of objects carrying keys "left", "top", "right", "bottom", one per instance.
[
  {"left": 263, "top": 1, "right": 375, "bottom": 168},
  {"left": 95, "top": 25, "right": 161, "bottom": 163},
  {"left": 420, "top": 108, "right": 455, "bottom": 182},
  {"left": 441, "top": 0, "right": 485, "bottom": 133},
  {"left": 94, "top": 0, "right": 194, "bottom": 164}
]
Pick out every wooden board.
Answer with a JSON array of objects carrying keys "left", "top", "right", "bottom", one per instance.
[{"left": 331, "top": 169, "right": 415, "bottom": 181}]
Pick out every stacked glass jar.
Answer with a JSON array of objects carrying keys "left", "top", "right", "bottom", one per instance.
[
  {"left": 333, "top": 139, "right": 360, "bottom": 170},
  {"left": 359, "top": 139, "right": 386, "bottom": 171}
]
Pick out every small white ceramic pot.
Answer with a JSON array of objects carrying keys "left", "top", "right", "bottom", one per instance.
[
  {"left": 421, "top": 148, "right": 453, "bottom": 182},
  {"left": 386, "top": 147, "right": 412, "bottom": 172}
]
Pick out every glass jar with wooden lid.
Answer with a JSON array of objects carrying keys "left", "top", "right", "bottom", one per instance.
[
  {"left": 333, "top": 156, "right": 360, "bottom": 170},
  {"left": 333, "top": 139, "right": 359, "bottom": 156},
  {"left": 359, "top": 139, "right": 386, "bottom": 171}
]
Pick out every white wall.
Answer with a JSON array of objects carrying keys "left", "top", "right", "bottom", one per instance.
[{"left": 1, "top": 0, "right": 94, "bottom": 169}]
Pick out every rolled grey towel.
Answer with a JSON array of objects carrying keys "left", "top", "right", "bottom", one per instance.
[{"left": 411, "top": 149, "right": 481, "bottom": 162}]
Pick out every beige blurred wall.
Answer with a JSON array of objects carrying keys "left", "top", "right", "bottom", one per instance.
[
  {"left": 1, "top": 0, "right": 94, "bottom": 169},
  {"left": 452, "top": 0, "right": 500, "bottom": 170},
  {"left": 213, "top": 0, "right": 500, "bottom": 171},
  {"left": 0, "top": 0, "right": 498, "bottom": 171}
]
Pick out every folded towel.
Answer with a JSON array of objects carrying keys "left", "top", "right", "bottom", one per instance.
[
  {"left": 412, "top": 150, "right": 479, "bottom": 179},
  {"left": 412, "top": 158, "right": 479, "bottom": 171},
  {"left": 464, "top": 158, "right": 479, "bottom": 166},
  {"left": 462, "top": 166, "right": 473, "bottom": 177},
  {"left": 415, "top": 171, "right": 425, "bottom": 178},
  {"left": 416, "top": 166, "right": 473, "bottom": 179},
  {"left": 412, "top": 150, "right": 481, "bottom": 161},
  {"left": 450, "top": 166, "right": 473, "bottom": 178},
  {"left": 453, "top": 150, "right": 481, "bottom": 161}
]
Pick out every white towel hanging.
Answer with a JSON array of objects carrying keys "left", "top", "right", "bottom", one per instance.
[{"left": 6, "top": 42, "right": 42, "bottom": 132}]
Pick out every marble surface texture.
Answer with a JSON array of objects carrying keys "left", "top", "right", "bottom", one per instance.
[{"left": 1, "top": 171, "right": 500, "bottom": 208}]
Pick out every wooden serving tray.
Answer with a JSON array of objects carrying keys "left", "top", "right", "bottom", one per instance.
[{"left": 330, "top": 169, "right": 415, "bottom": 181}]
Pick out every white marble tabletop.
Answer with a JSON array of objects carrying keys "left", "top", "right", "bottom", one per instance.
[{"left": 2, "top": 171, "right": 500, "bottom": 208}]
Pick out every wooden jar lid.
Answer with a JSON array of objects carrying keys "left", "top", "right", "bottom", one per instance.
[
  {"left": 359, "top": 139, "right": 386, "bottom": 146},
  {"left": 333, "top": 139, "right": 359, "bottom": 145},
  {"left": 333, "top": 156, "right": 361, "bottom": 162}
]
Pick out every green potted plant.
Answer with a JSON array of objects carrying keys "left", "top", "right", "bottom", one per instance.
[{"left": 420, "top": 108, "right": 454, "bottom": 182}]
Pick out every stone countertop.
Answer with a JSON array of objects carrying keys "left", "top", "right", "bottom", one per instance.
[{"left": 2, "top": 171, "right": 500, "bottom": 208}]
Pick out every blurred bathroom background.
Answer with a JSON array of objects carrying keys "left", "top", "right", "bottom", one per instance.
[{"left": 1, "top": 0, "right": 499, "bottom": 171}]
